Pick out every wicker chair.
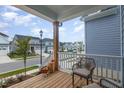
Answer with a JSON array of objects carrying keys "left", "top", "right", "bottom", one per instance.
[
  {"left": 72, "top": 57, "right": 96, "bottom": 87},
  {"left": 83, "top": 78, "right": 121, "bottom": 88}
]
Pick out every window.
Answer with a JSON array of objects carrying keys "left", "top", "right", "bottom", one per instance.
[
  {"left": 0, "top": 47, "right": 7, "bottom": 50},
  {"left": 2, "top": 48, "right": 6, "bottom": 50}
]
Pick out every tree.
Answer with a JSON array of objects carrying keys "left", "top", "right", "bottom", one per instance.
[
  {"left": 16, "top": 37, "right": 31, "bottom": 76},
  {"left": 61, "top": 45, "right": 65, "bottom": 52},
  {"left": 79, "top": 42, "right": 83, "bottom": 53}
]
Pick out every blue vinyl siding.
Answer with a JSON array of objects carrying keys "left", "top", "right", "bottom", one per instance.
[
  {"left": 85, "top": 8, "right": 121, "bottom": 56},
  {"left": 121, "top": 6, "right": 124, "bottom": 56}
]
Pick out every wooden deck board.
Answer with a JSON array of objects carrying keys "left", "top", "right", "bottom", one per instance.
[
  {"left": 33, "top": 71, "right": 63, "bottom": 88},
  {"left": 9, "top": 71, "right": 91, "bottom": 88}
]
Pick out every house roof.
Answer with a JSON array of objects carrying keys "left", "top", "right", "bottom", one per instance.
[
  {"left": 0, "top": 32, "right": 8, "bottom": 37},
  {"left": 14, "top": 5, "right": 114, "bottom": 22},
  {"left": 42, "top": 38, "right": 53, "bottom": 42},
  {"left": 15, "top": 34, "right": 40, "bottom": 40}
]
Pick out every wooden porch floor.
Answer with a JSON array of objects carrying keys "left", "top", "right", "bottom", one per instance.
[{"left": 9, "top": 71, "right": 91, "bottom": 88}]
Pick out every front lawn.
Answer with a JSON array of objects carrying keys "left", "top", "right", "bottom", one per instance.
[
  {"left": 7, "top": 52, "right": 39, "bottom": 59},
  {"left": 0, "top": 65, "right": 39, "bottom": 79}
]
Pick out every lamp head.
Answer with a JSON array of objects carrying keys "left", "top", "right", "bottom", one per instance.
[{"left": 40, "top": 30, "right": 43, "bottom": 36}]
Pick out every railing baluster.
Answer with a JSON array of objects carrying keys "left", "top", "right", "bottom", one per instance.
[
  {"left": 111, "top": 59, "right": 113, "bottom": 80},
  {"left": 116, "top": 59, "right": 119, "bottom": 83},
  {"left": 66, "top": 53, "right": 68, "bottom": 69},
  {"left": 105, "top": 58, "right": 108, "bottom": 78},
  {"left": 65, "top": 53, "right": 67, "bottom": 69},
  {"left": 101, "top": 56, "right": 103, "bottom": 77},
  {"left": 71, "top": 54, "right": 73, "bottom": 69},
  {"left": 93, "top": 56, "right": 96, "bottom": 76},
  {"left": 63, "top": 53, "right": 65, "bottom": 69},
  {"left": 60, "top": 53, "right": 62, "bottom": 69},
  {"left": 59, "top": 53, "right": 61, "bottom": 69},
  {"left": 96, "top": 56, "right": 99, "bottom": 77}
]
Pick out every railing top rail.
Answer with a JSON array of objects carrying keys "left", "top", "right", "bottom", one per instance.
[{"left": 58, "top": 52, "right": 123, "bottom": 58}]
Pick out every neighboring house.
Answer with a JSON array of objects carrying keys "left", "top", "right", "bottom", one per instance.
[
  {"left": 73, "top": 42, "right": 84, "bottom": 53},
  {"left": 10, "top": 35, "right": 41, "bottom": 55},
  {"left": 60, "top": 42, "right": 84, "bottom": 53},
  {"left": 62, "top": 42, "right": 74, "bottom": 52},
  {"left": 84, "top": 6, "right": 121, "bottom": 56},
  {"left": 0, "top": 32, "right": 9, "bottom": 56},
  {"left": 42, "top": 38, "right": 53, "bottom": 54},
  {"left": 10, "top": 36, "right": 54, "bottom": 54}
]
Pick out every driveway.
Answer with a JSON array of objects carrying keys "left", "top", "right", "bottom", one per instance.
[{"left": 0, "top": 55, "right": 15, "bottom": 64}]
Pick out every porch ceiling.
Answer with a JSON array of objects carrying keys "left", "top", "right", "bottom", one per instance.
[{"left": 14, "top": 5, "right": 114, "bottom": 22}]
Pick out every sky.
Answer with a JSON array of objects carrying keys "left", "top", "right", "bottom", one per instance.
[{"left": 0, "top": 5, "right": 85, "bottom": 43}]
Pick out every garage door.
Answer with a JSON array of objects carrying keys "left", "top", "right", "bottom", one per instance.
[{"left": 0, "top": 46, "right": 8, "bottom": 56}]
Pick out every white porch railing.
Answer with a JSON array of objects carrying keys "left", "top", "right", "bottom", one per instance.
[{"left": 58, "top": 52, "right": 123, "bottom": 84}]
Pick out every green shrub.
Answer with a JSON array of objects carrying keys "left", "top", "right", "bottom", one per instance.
[
  {"left": 7, "top": 52, "right": 17, "bottom": 58},
  {"left": 8, "top": 51, "right": 37, "bottom": 59}
]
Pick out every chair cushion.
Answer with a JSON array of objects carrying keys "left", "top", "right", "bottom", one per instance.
[
  {"left": 73, "top": 68, "right": 90, "bottom": 77},
  {"left": 83, "top": 83, "right": 101, "bottom": 88}
]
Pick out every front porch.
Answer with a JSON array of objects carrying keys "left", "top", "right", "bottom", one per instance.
[
  {"left": 9, "top": 52, "right": 122, "bottom": 88},
  {"left": 11, "top": 5, "right": 124, "bottom": 88},
  {"left": 9, "top": 71, "right": 91, "bottom": 88}
]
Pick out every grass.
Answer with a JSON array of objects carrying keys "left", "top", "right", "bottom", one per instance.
[
  {"left": 7, "top": 52, "right": 39, "bottom": 59},
  {"left": 0, "top": 66, "right": 39, "bottom": 79}
]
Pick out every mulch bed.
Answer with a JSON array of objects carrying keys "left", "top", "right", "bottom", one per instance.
[
  {"left": 6, "top": 75, "right": 33, "bottom": 87},
  {"left": 1, "top": 74, "right": 39, "bottom": 88}
]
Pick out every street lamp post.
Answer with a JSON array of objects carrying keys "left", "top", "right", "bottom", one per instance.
[{"left": 40, "top": 30, "right": 43, "bottom": 66}]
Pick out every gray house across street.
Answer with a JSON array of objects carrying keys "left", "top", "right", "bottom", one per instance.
[
  {"left": 42, "top": 38, "right": 53, "bottom": 54},
  {"left": 0, "top": 32, "right": 9, "bottom": 56},
  {"left": 10, "top": 35, "right": 54, "bottom": 55},
  {"left": 10, "top": 34, "right": 41, "bottom": 55}
]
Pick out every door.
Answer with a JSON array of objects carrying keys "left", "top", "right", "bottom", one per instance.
[{"left": 31, "top": 47, "right": 35, "bottom": 53}]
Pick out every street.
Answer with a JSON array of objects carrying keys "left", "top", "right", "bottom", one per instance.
[{"left": 0, "top": 57, "right": 47, "bottom": 74}]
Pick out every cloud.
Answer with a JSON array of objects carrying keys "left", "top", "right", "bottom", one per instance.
[
  {"left": 0, "top": 22, "right": 9, "bottom": 29},
  {"left": 73, "top": 21, "right": 84, "bottom": 33},
  {"left": 2, "top": 12, "right": 18, "bottom": 21},
  {"left": 31, "top": 27, "right": 41, "bottom": 36},
  {"left": 32, "top": 22, "right": 37, "bottom": 26},
  {"left": 59, "top": 27, "right": 66, "bottom": 38},
  {"left": 14, "top": 14, "right": 36, "bottom": 26},
  {"left": 31, "top": 27, "right": 51, "bottom": 37},
  {"left": 73, "top": 21, "right": 79, "bottom": 26},
  {"left": 73, "top": 25, "right": 84, "bottom": 33},
  {"left": 5, "top": 6, "right": 20, "bottom": 12},
  {"left": 59, "top": 27, "right": 66, "bottom": 32},
  {"left": 1, "top": 11, "right": 36, "bottom": 26},
  {"left": 42, "top": 28, "right": 50, "bottom": 33}
]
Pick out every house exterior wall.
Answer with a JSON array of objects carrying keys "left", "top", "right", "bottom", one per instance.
[
  {"left": 121, "top": 6, "right": 124, "bottom": 57},
  {"left": 10, "top": 36, "right": 54, "bottom": 55},
  {"left": 85, "top": 7, "right": 121, "bottom": 56},
  {"left": 42, "top": 39, "right": 53, "bottom": 54},
  {"left": 0, "top": 35, "right": 9, "bottom": 55},
  {"left": 10, "top": 35, "right": 41, "bottom": 55}
]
